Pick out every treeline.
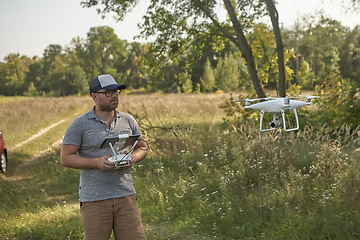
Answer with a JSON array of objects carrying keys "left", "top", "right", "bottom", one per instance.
[{"left": 1, "top": 13, "right": 360, "bottom": 96}]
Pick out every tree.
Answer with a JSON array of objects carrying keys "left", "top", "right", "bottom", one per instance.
[
  {"left": 42, "top": 44, "right": 63, "bottom": 93},
  {"left": 24, "top": 61, "right": 43, "bottom": 94},
  {"left": 299, "top": 12, "right": 346, "bottom": 87},
  {"left": 82, "top": 26, "right": 129, "bottom": 80},
  {"left": 53, "top": 66, "right": 88, "bottom": 96},
  {"left": 43, "top": 44, "right": 63, "bottom": 76},
  {"left": 282, "top": 19, "right": 304, "bottom": 86},
  {"left": 121, "top": 42, "right": 149, "bottom": 89},
  {"left": 215, "top": 52, "right": 240, "bottom": 92},
  {"left": 265, "top": 0, "right": 285, "bottom": 97},
  {"left": 201, "top": 58, "right": 216, "bottom": 92},
  {"left": 179, "top": 71, "right": 193, "bottom": 93},
  {"left": 177, "top": 61, "right": 192, "bottom": 93},
  {"left": 297, "top": 61, "right": 315, "bottom": 90},
  {"left": 339, "top": 26, "right": 360, "bottom": 85},
  {"left": 335, "top": 0, "right": 360, "bottom": 11},
  {"left": 81, "top": 0, "right": 268, "bottom": 98},
  {"left": 0, "top": 54, "right": 34, "bottom": 95},
  {"left": 248, "top": 23, "right": 279, "bottom": 90}
]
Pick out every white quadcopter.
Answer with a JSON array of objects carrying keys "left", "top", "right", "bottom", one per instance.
[{"left": 231, "top": 95, "right": 319, "bottom": 132}]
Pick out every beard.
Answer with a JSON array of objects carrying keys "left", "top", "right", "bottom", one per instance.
[{"left": 98, "top": 98, "right": 118, "bottom": 112}]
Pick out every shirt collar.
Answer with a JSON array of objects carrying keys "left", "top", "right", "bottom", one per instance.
[{"left": 88, "top": 106, "right": 120, "bottom": 120}]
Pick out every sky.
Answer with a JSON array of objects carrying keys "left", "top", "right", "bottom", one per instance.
[{"left": 0, "top": 0, "right": 359, "bottom": 61}]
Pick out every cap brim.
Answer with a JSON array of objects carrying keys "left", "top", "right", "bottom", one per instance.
[{"left": 102, "top": 84, "right": 127, "bottom": 90}]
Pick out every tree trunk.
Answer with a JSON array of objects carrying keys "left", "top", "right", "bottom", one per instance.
[
  {"left": 266, "top": 0, "right": 286, "bottom": 97},
  {"left": 223, "top": 0, "right": 267, "bottom": 98}
]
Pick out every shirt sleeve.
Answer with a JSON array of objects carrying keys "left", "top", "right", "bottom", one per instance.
[
  {"left": 129, "top": 115, "right": 143, "bottom": 138},
  {"left": 62, "top": 117, "right": 83, "bottom": 146}
]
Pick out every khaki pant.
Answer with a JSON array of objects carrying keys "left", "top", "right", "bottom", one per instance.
[{"left": 80, "top": 194, "right": 146, "bottom": 240}]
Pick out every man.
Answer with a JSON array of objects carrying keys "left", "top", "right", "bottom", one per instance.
[{"left": 61, "top": 74, "right": 147, "bottom": 240}]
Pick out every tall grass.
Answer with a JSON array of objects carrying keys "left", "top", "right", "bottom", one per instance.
[
  {"left": 135, "top": 122, "right": 360, "bottom": 239},
  {"left": 0, "top": 97, "right": 93, "bottom": 147},
  {"left": 0, "top": 97, "right": 93, "bottom": 171},
  {"left": 1, "top": 94, "right": 360, "bottom": 239}
]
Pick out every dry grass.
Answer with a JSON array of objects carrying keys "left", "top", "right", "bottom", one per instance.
[
  {"left": 119, "top": 93, "right": 230, "bottom": 119},
  {"left": 0, "top": 97, "right": 93, "bottom": 146}
]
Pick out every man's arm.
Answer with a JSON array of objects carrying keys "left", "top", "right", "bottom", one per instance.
[
  {"left": 61, "top": 144, "right": 115, "bottom": 171},
  {"left": 132, "top": 137, "right": 148, "bottom": 163}
]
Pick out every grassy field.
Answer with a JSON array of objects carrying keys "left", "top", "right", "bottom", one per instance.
[{"left": 1, "top": 93, "right": 360, "bottom": 239}]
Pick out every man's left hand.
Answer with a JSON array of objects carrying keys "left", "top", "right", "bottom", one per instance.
[{"left": 120, "top": 153, "right": 135, "bottom": 170}]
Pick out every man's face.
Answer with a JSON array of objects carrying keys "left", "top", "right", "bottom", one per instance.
[{"left": 93, "top": 89, "right": 120, "bottom": 112}]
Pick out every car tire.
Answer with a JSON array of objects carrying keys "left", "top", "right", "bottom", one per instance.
[{"left": 1, "top": 152, "right": 7, "bottom": 173}]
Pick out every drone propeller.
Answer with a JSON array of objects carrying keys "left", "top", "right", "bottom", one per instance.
[
  {"left": 231, "top": 98, "right": 271, "bottom": 107},
  {"left": 266, "top": 96, "right": 301, "bottom": 100},
  {"left": 231, "top": 99, "right": 255, "bottom": 103},
  {"left": 290, "top": 95, "right": 319, "bottom": 99},
  {"left": 291, "top": 95, "right": 319, "bottom": 102},
  {"left": 231, "top": 97, "right": 272, "bottom": 103},
  {"left": 272, "top": 95, "right": 319, "bottom": 102},
  {"left": 305, "top": 95, "right": 319, "bottom": 99},
  {"left": 305, "top": 95, "right": 319, "bottom": 102}
]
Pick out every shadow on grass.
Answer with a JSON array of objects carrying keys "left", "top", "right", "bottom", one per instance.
[
  {"left": 5, "top": 150, "right": 32, "bottom": 175},
  {"left": 0, "top": 147, "right": 80, "bottom": 212}
]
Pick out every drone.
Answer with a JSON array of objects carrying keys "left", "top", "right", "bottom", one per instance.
[{"left": 231, "top": 95, "right": 319, "bottom": 132}]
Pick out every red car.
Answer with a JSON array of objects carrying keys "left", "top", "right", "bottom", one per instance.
[{"left": 0, "top": 131, "right": 7, "bottom": 173}]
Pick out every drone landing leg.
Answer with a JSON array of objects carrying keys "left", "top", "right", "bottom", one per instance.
[
  {"left": 282, "top": 108, "right": 299, "bottom": 132},
  {"left": 260, "top": 111, "right": 276, "bottom": 132}
]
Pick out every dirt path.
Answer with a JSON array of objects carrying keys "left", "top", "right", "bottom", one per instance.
[
  {"left": 17, "top": 138, "right": 63, "bottom": 168},
  {"left": 9, "top": 119, "right": 66, "bottom": 151},
  {"left": 13, "top": 107, "right": 87, "bottom": 169}
]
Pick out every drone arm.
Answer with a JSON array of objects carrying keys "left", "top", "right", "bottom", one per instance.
[{"left": 282, "top": 108, "right": 299, "bottom": 132}]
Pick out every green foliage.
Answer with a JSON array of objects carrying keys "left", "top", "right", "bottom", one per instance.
[
  {"left": 287, "top": 83, "right": 302, "bottom": 96},
  {"left": 200, "top": 58, "right": 215, "bottom": 92},
  {"left": 23, "top": 82, "right": 41, "bottom": 97},
  {"left": 220, "top": 92, "right": 257, "bottom": 130},
  {"left": 179, "top": 71, "right": 193, "bottom": 93},
  {"left": 53, "top": 66, "right": 89, "bottom": 96},
  {"left": 284, "top": 12, "right": 347, "bottom": 89},
  {"left": 297, "top": 61, "right": 316, "bottom": 90},
  {"left": 249, "top": 23, "right": 295, "bottom": 91},
  {"left": 24, "top": 62, "right": 43, "bottom": 94},
  {"left": 315, "top": 76, "right": 360, "bottom": 130},
  {"left": 43, "top": 44, "right": 63, "bottom": 79},
  {"left": 0, "top": 54, "right": 35, "bottom": 95},
  {"left": 80, "top": 0, "right": 271, "bottom": 98},
  {"left": 82, "top": 26, "right": 129, "bottom": 79},
  {"left": 339, "top": 26, "right": 360, "bottom": 85},
  {"left": 215, "top": 52, "right": 240, "bottom": 92}
]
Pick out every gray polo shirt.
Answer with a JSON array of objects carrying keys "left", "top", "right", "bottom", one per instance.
[{"left": 62, "top": 106, "right": 142, "bottom": 202}]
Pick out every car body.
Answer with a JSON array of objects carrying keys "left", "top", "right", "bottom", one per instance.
[{"left": 0, "top": 131, "right": 7, "bottom": 173}]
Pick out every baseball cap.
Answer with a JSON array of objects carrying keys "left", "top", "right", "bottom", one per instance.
[{"left": 89, "top": 74, "right": 126, "bottom": 95}]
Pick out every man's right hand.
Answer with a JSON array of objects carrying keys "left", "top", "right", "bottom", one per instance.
[
  {"left": 61, "top": 144, "right": 116, "bottom": 171},
  {"left": 96, "top": 155, "right": 116, "bottom": 171}
]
